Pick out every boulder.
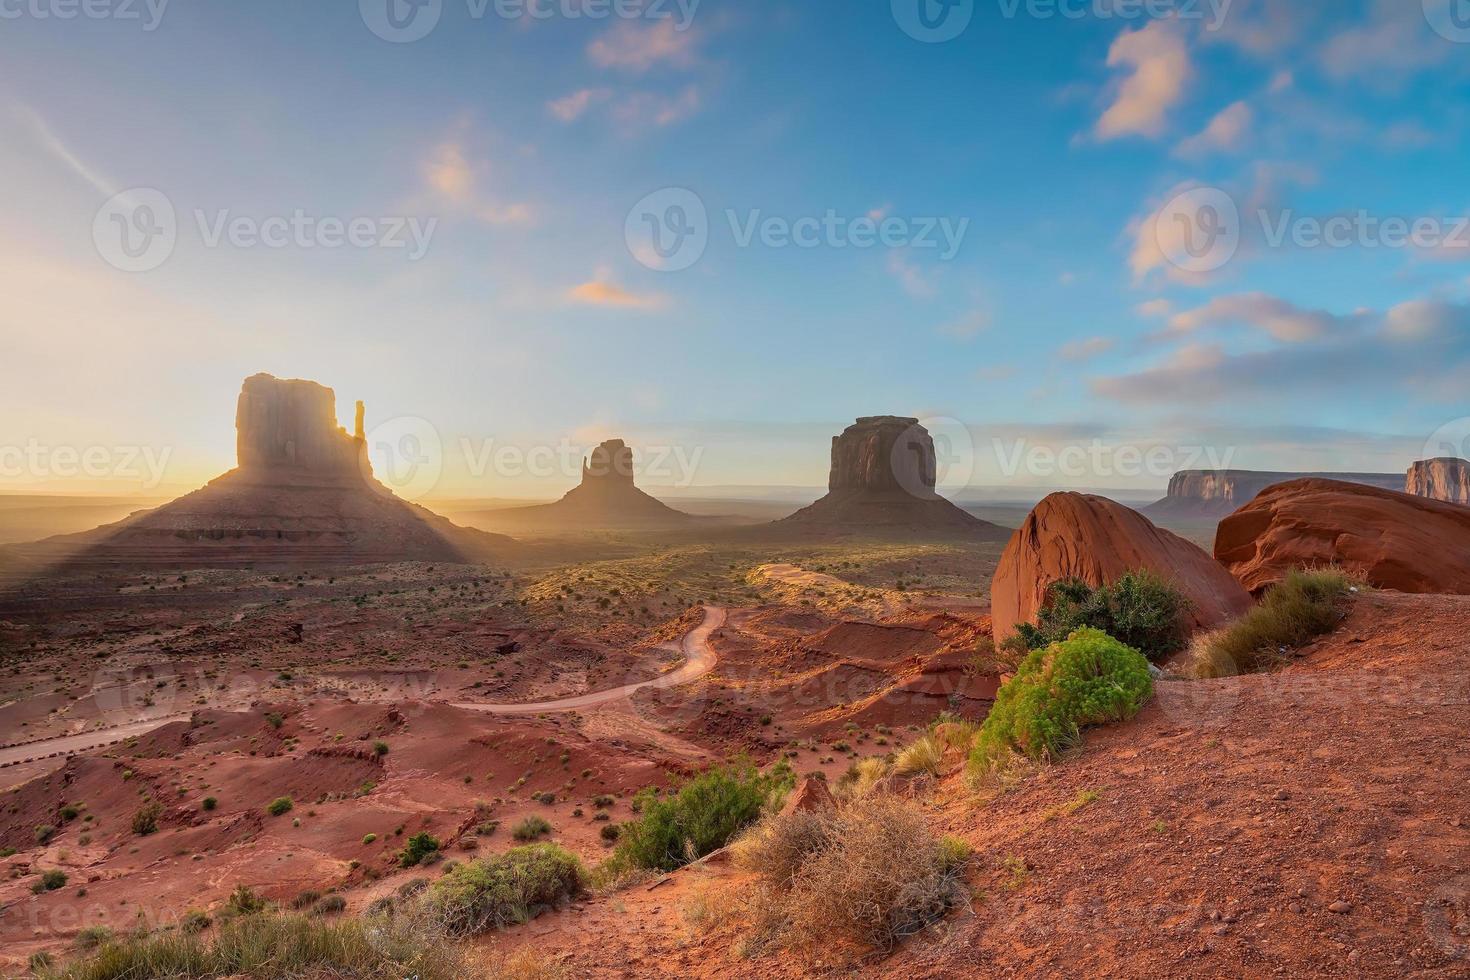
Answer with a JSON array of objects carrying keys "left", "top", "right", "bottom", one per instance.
[
  {"left": 991, "top": 492, "right": 1252, "bottom": 644},
  {"left": 779, "top": 776, "right": 835, "bottom": 817},
  {"left": 1405, "top": 457, "right": 1470, "bottom": 505},
  {"left": 1215, "top": 478, "right": 1470, "bottom": 595}
]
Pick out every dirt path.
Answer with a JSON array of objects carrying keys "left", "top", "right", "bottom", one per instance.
[
  {"left": 0, "top": 607, "right": 726, "bottom": 767},
  {"left": 452, "top": 605, "right": 725, "bottom": 715}
]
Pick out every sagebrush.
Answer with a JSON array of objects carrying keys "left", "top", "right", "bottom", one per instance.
[{"left": 1016, "top": 571, "right": 1191, "bottom": 662}]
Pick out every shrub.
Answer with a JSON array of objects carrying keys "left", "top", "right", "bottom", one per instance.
[
  {"left": 225, "top": 884, "right": 267, "bottom": 916},
  {"left": 132, "top": 802, "right": 162, "bottom": 836},
  {"left": 39, "top": 869, "right": 68, "bottom": 891},
  {"left": 34, "top": 908, "right": 465, "bottom": 980},
  {"left": 892, "top": 736, "right": 944, "bottom": 778},
  {"left": 290, "top": 890, "right": 322, "bottom": 911},
  {"left": 34, "top": 824, "right": 56, "bottom": 845},
  {"left": 181, "top": 909, "right": 211, "bottom": 934},
  {"left": 1186, "top": 568, "right": 1357, "bottom": 677},
  {"left": 734, "top": 795, "right": 967, "bottom": 952},
  {"left": 372, "top": 741, "right": 389, "bottom": 757},
  {"left": 614, "top": 761, "right": 794, "bottom": 873},
  {"left": 420, "top": 844, "right": 586, "bottom": 935},
  {"left": 398, "top": 832, "right": 441, "bottom": 867},
  {"left": 511, "top": 816, "right": 552, "bottom": 842},
  {"left": 970, "top": 627, "right": 1153, "bottom": 771},
  {"left": 266, "top": 797, "right": 294, "bottom": 817},
  {"left": 1015, "top": 571, "right": 1191, "bottom": 662},
  {"left": 201, "top": 797, "right": 217, "bottom": 812},
  {"left": 312, "top": 894, "right": 347, "bottom": 915},
  {"left": 362, "top": 833, "right": 377, "bottom": 845},
  {"left": 599, "top": 823, "right": 621, "bottom": 842}
]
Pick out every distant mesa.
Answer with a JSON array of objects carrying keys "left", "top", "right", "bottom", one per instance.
[
  {"left": 779, "top": 416, "right": 1005, "bottom": 536},
  {"left": 488, "top": 439, "right": 697, "bottom": 529},
  {"left": 991, "top": 492, "right": 1251, "bottom": 645},
  {"left": 32, "top": 373, "right": 508, "bottom": 567},
  {"left": 1145, "top": 469, "right": 1405, "bottom": 522},
  {"left": 1215, "top": 478, "right": 1470, "bottom": 596},
  {"left": 1405, "top": 457, "right": 1470, "bottom": 505}
]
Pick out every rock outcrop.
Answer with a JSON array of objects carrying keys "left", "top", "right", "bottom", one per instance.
[
  {"left": 1215, "top": 478, "right": 1470, "bottom": 595},
  {"left": 488, "top": 439, "right": 696, "bottom": 529},
  {"left": 38, "top": 375, "right": 508, "bottom": 566},
  {"left": 234, "top": 373, "right": 365, "bottom": 482},
  {"left": 1405, "top": 457, "right": 1470, "bottom": 505},
  {"left": 991, "top": 492, "right": 1252, "bottom": 644},
  {"left": 780, "top": 417, "right": 1004, "bottom": 535},
  {"left": 1144, "top": 470, "right": 1405, "bottom": 522}
]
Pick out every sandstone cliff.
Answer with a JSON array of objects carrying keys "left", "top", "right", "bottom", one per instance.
[
  {"left": 1145, "top": 469, "right": 1405, "bottom": 522},
  {"left": 1405, "top": 457, "right": 1470, "bottom": 505}
]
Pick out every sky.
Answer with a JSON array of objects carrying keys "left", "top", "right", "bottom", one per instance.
[{"left": 3, "top": 0, "right": 1470, "bottom": 500}]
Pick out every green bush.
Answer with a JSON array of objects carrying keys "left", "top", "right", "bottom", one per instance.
[
  {"left": 421, "top": 844, "right": 585, "bottom": 936},
  {"left": 970, "top": 627, "right": 1153, "bottom": 771},
  {"left": 34, "top": 824, "right": 56, "bottom": 845},
  {"left": 201, "top": 797, "right": 217, "bottom": 812},
  {"left": 614, "top": 761, "right": 794, "bottom": 872},
  {"left": 398, "top": 832, "right": 441, "bottom": 867},
  {"left": 1187, "top": 568, "right": 1356, "bottom": 677},
  {"left": 1015, "top": 571, "right": 1190, "bottom": 662},
  {"left": 266, "top": 797, "right": 293, "bottom": 817},
  {"left": 511, "top": 816, "right": 552, "bottom": 842},
  {"left": 39, "top": 869, "right": 68, "bottom": 891}
]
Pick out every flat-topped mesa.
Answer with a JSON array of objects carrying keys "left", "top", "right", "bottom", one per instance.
[
  {"left": 1145, "top": 469, "right": 1404, "bottom": 521},
  {"left": 580, "top": 439, "right": 636, "bottom": 489},
  {"left": 235, "top": 373, "right": 366, "bottom": 484},
  {"left": 828, "top": 415, "right": 938, "bottom": 498},
  {"left": 1406, "top": 457, "right": 1470, "bottom": 505}
]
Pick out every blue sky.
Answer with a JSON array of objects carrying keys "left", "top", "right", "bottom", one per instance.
[{"left": 3, "top": 0, "right": 1470, "bottom": 497}]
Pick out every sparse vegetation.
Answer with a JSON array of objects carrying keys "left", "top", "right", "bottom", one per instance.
[
  {"left": 398, "top": 832, "right": 441, "bottom": 867},
  {"left": 421, "top": 844, "right": 585, "bottom": 935},
  {"left": 512, "top": 816, "right": 552, "bottom": 842},
  {"left": 970, "top": 627, "right": 1153, "bottom": 771},
  {"left": 1015, "top": 571, "right": 1191, "bottom": 662},
  {"left": 131, "top": 802, "right": 162, "bottom": 836},
  {"left": 732, "top": 795, "right": 969, "bottom": 953},
  {"left": 1185, "top": 567, "right": 1358, "bottom": 677},
  {"left": 266, "top": 797, "right": 294, "bottom": 817},
  {"left": 613, "top": 761, "right": 794, "bottom": 873}
]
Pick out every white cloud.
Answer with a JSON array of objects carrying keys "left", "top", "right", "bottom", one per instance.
[
  {"left": 421, "top": 135, "right": 534, "bottom": 227},
  {"left": 1174, "top": 101, "right": 1252, "bottom": 159},
  {"left": 1059, "top": 336, "right": 1116, "bottom": 361},
  {"left": 1095, "top": 20, "right": 1193, "bottom": 141},
  {"left": 1165, "top": 293, "right": 1349, "bottom": 343},
  {"left": 567, "top": 277, "right": 669, "bottom": 311},
  {"left": 548, "top": 88, "right": 611, "bottom": 122}
]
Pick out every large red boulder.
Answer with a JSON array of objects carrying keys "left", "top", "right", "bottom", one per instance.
[
  {"left": 1215, "top": 478, "right": 1470, "bottom": 595},
  {"left": 991, "top": 493, "right": 1251, "bottom": 644}
]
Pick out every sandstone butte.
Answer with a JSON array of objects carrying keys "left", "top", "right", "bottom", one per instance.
[
  {"left": 991, "top": 491, "right": 1252, "bottom": 645},
  {"left": 1216, "top": 477, "right": 1470, "bottom": 595},
  {"left": 1404, "top": 456, "right": 1470, "bottom": 505}
]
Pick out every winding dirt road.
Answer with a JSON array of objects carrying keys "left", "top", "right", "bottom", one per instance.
[{"left": 0, "top": 607, "right": 725, "bottom": 769}]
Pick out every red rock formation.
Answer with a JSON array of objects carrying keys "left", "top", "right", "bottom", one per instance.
[
  {"left": 991, "top": 492, "right": 1251, "bottom": 644},
  {"left": 34, "top": 375, "right": 508, "bottom": 566},
  {"left": 1405, "top": 457, "right": 1470, "bottom": 505},
  {"left": 1144, "top": 469, "right": 1404, "bottom": 522},
  {"left": 489, "top": 438, "right": 695, "bottom": 528},
  {"left": 1215, "top": 478, "right": 1470, "bottom": 595},
  {"left": 781, "top": 417, "right": 1004, "bottom": 534}
]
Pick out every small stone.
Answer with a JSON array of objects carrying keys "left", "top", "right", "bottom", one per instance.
[
  {"left": 1289, "top": 903, "right": 1305, "bottom": 914},
  {"left": 1328, "top": 900, "right": 1352, "bottom": 914},
  {"left": 1347, "top": 951, "right": 1361, "bottom": 964},
  {"left": 1297, "top": 887, "right": 1310, "bottom": 897},
  {"left": 1273, "top": 789, "right": 1290, "bottom": 801}
]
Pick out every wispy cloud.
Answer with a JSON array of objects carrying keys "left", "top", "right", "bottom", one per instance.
[
  {"left": 13, "top": 102, "right": 117, "bottom": 198},
  {"left": 1059, "top": 336, "right": 1117, "bottom": 361},
  {"left": 588, "top": 20, "right": 699, "bottom": 73},
  {"left": 887, "top": 251, "right": 938, "bottom": 298},
  {"left": 1174, "top": 100, "right": 1252, "bottom": 158},
  {"left": 567, "top": 278, "right": 669, "bottom": 311},
  {"left": 547, "top": 88, "right": 612, "bottom": 122},
  {"left": 421, "top": 134, "right": 534, "bottom": 226}
]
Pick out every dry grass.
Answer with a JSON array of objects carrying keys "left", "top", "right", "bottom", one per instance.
[
  {"left": 732, "top": 796, "right": 969, "bottom": 955},
  {"left": 1182, "top": 567, "right": 1359, "bottom": 677},
  {"left": 478, "top": 947, "right": 567, "bottom": 980}
]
